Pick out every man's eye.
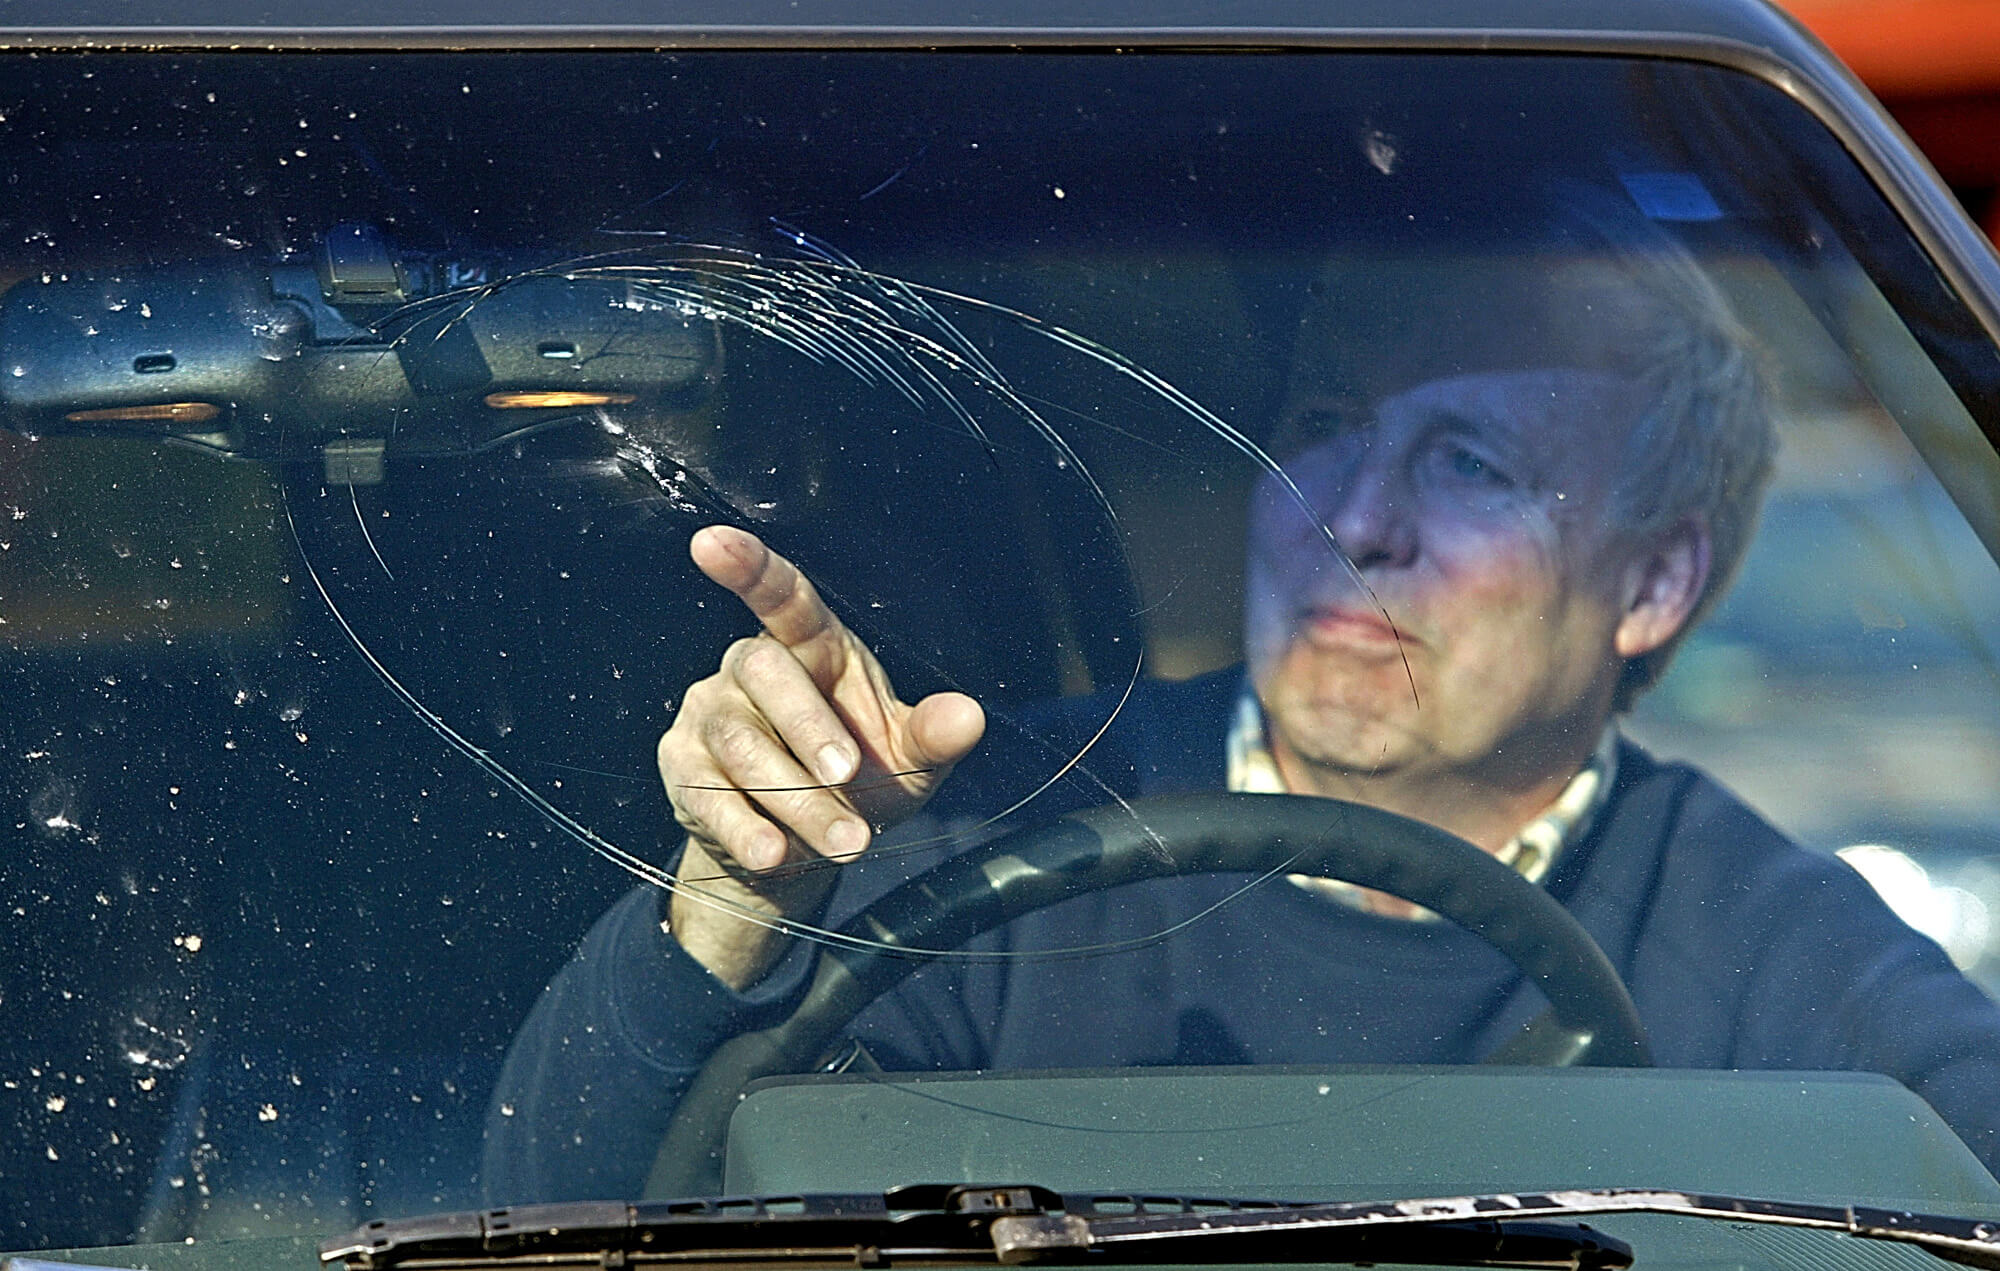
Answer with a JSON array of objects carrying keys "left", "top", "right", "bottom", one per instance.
[{"left": 1445, "top": 444, "right": 1512, "bottom": 488}]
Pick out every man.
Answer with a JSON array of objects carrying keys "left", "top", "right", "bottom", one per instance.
[{"left": 483, "top": 236, "right": 2000, "bottom": 1201}]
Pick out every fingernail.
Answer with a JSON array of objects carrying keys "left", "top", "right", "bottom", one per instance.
[
  {"left": 827, "top": 817, "right": 869, "bottom": 856},
  {"left": 816, "top": 744, "right": 855, "bottom": 784}
]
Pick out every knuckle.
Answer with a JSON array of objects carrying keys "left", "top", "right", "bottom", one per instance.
[
  {"left": 670, "top": 764, "right": 716, "bottom": 804},
  {"left": 736, "top": 638, "right": 797, "bottom": 688},
  {"left": 656, "top": 727, "right": 687, "bottom": 766},
  {"left": 677, "top": 794, "right": 757, "bottom": 860},
  {"left": 672, "top": 675, "right": 728, "bottom": 730},
  {"left": 762, "top": 786, "right": 822, "bottom": 825},
  {"left": 721, "top": 636, "right": 768, "bottom": 674},
  {"left": 656, "top": 722, "right": 709, "bottom": 781},
  {"left": 705, "top": 716, "right": 771, "bottom": 770}
]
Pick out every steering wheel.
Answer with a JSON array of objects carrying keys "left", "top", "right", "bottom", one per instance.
[{"left": 645, "top": 792, "right": 1651, "bottom": 1198}]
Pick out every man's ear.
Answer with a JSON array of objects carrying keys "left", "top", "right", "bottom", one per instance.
[{"left": 1614, "top": 517, "right": 1712, "bottom": 660}]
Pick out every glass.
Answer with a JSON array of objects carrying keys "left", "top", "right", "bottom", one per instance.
[{"left": 1, "top": 48, "right": 1998, "bottom": 1252}]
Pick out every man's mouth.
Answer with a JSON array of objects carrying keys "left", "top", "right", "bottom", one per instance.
[{"left": 1297, "top": 604, "right": 1411, "bottom": 652}]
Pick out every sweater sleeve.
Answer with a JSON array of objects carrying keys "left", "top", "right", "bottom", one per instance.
[
  {"left": 477, "top": 672, "right": 1236, "bottom": 1204},
  {"left": 479, "top": 885, "right": 818, "bottom": 1204},
  {"left": 1736, "top": 852, "right": 2000, "bottom": 1173},
  {"left": 1651, "top": 770, "right": 2000, "bottom": 1174},
  {"left": 471, "top": 706, "right": 1049, "bottom": 1206},
  {"left": 477, "top": 802, "right": 1022, "bottom": 1205},
  {"left": 1592, "top": 752, "right": 2000, "bottom": 1176}
]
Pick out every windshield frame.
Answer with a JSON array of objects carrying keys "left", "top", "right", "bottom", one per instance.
[{"left": 7, "top": 9, "right": 2000, "bottom": 1255}]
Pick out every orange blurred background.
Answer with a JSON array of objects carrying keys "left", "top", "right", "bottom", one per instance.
[{"left": 1786, "top": 0, "right": 2000, "bottom": 239}]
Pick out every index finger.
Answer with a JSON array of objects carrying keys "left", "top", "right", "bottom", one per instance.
[{"left": 689, "top": 525, "right": 846, "bottom": 651}]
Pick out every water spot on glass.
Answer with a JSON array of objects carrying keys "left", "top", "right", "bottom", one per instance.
[
  {"left": 45, "top": 1094, "right": 65, "bottom": 1113},
  {"left": 173, "top": 933, "right": 202, "bottom": 954},
  {"left": 1363, "top": 128, "right": 1400, "bottom": 175},
  {"left": 29, "top": 777, "right": 81, "bottom": 836}
]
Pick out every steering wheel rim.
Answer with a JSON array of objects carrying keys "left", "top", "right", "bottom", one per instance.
[{"left": 646, "top": 792, "right": 1651, "bottom": 1198}]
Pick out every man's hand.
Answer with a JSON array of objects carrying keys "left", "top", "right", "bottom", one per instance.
[{"left": 660, "top": 525, "right": 986, "bottom": 990}]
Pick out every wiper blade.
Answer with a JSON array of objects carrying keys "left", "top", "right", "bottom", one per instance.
[
  {"left": 320, "top": 1185, "right": 1630, "bottom": 1270},
  {"left": 992, "top": 1188, "right": 2000, "bottom": 1271},
  {"left": 323, "top": 1185, "right": 2000, "bottom": 1271}
]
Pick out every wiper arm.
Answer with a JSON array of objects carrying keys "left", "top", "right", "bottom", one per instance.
[
  {"left": 322, "top": 1184, "right": 2000, "bottom": 1271},
  {"left": 320, "top": 1185, "right": 1630, "bottom": 1270},
  {"left": 992, "top": 1188, "right": 2000, "bottom": 1271}
]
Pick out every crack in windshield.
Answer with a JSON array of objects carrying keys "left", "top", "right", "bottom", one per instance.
[{"left": 282, "top": 229, "right": 1393, "bottom": 963}]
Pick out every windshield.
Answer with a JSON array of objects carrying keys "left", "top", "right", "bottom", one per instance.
[{"left": 6, "top": 46, "right": 2000, "bottom": 1256}]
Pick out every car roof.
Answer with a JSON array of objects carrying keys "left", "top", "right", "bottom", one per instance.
[{"left": 0, "top": 0, "right": 1829, "bottom": 57}]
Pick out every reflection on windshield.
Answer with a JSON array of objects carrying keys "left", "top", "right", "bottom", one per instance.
[{"left": 4, "top": 47, "right": 2000, "bottom": 1255}]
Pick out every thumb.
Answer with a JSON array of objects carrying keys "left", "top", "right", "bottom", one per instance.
[{"left": 901, "top": 691, "right": 986, "bottom": 780}]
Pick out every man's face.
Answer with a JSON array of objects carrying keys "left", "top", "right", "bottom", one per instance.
[{"left": 1245, "top": 368, "right": 1651, "bottom": 792}]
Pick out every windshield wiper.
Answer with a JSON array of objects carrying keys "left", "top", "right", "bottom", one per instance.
[
  {"left": 320, "top": 1184, "right": 2000, "bottom": 1270},
  {"left": 990, "top": 1188, "right": 2000, "bottom": 1271},
  {"left": 321, "top": 1184, "right": 1629, "bottom": 1270}
]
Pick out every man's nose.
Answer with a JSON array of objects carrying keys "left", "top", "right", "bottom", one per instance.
[{"left": 1321, "top": 442, "right": 1416, "bottom": 571}]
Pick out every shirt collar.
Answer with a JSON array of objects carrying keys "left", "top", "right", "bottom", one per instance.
[{"left": 1225, "top": 682, "right": 1619, "bottom": 915}]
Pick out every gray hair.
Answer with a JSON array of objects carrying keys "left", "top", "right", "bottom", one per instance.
[{"left": 1542, "top": 243, "right": 1776, "bottom": 709}]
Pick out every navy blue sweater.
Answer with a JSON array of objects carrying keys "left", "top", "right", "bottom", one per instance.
[{"left": 484, "top": 672, "right": 2000, "bottom": 1201}]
